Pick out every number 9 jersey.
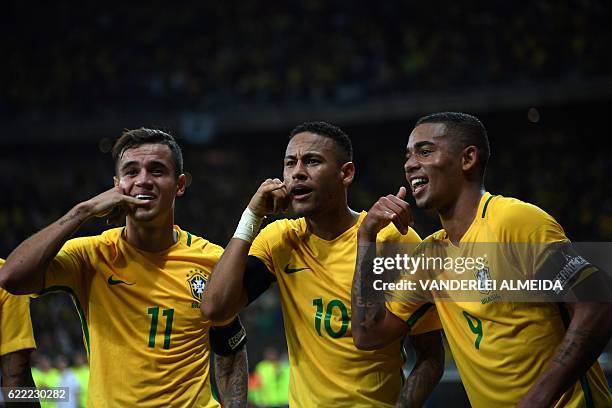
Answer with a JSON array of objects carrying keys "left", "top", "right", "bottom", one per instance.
[
  {"left": 249, "top": 212, "right": 441, "bottom": 407},
  {"left": 388, "top": 193, "right": 611, "bottom": 407}
]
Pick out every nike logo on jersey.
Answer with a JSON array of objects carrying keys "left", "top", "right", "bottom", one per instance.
[
  {"left": 284, "top": 264, "right": 310, "bottom": 274},
  {"left": 107, "top": 275, "right": 134, "bottom": 286}
]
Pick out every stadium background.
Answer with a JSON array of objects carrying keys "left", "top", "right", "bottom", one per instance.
[{"left": 2, "top": 1, "right": 611, "bottom": 406}]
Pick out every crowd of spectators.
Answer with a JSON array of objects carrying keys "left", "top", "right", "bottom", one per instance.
[{"left": 3, "top": 1, "right": 611, "bottom": 116}]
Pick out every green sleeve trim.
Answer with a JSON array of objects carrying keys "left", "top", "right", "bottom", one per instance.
[
  {"left": 481, "top": 194, "right": 496, "bottom": 218},
  {"left": 579, "top": 376, "right": 594, "bottom": 408},
  {"left": 210, "top": 356, "right": 220, "bottom": 403},
  {"left": 186, "top": 231, "right": 192, "bottom": 247},
  {"left": 40, "top": 285, "right": 90, "bottom": 355},
  {"left": 406, "top": 303, "right": 433, "bottom": 328}
]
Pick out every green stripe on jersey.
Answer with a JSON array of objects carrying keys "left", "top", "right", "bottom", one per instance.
[
  {"left": 481, "top": 195, "right": 495, "bottom": 218},
  {"left": 406, "top": 303, "right": 433, "bottom": 328},
  {"left": 40, "top": 285, "right": 90, "bottom": 355}
]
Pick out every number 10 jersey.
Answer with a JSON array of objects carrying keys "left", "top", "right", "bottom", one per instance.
[{"left": 250, "top": 212, "right": 441, "bottom": 408}]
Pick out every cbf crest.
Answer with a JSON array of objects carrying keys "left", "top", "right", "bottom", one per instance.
[
  {"left": 187, "top": 269, "right": 208, "bottom": 307},
  {"left": 474, "top": 265, "right": 492, "bottom": 295}
]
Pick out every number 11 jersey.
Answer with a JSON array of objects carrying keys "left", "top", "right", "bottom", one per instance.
[{"left": 42, "top": 226, "right": 225, "bottom": 408}]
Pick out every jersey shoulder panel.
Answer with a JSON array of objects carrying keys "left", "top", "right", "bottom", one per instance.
[
  {"left": 485, "top": 195, "right": 567, "bottom": 242},
  {"left": 378, "top": 223, "right": 422, "bottom": 244},
  {"left": 250, "top": 218, "right": 305, "bottom": 274},
  {"left": 176, "top": 227, "right": 224, "bottom": 259}
]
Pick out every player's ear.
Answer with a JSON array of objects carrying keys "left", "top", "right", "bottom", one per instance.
[
  {"left": 176, "top": 173, "right": 187, "bottom": 197},
  {"left": 461, "top": 146, "right": 478, "bottom": 172},
  {"left": 340, "top": 162, "right": 355, "bottom": 186}
]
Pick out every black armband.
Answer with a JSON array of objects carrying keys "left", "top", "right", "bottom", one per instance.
[
  {"left": 210, "top": 316, "right": 247, "bottom": 356},
  {"left": 243, "top": 255, "right": 276, "bottom": 304},
  {"left": 536, "top": 241, "right": 593, "bottom": 292}
]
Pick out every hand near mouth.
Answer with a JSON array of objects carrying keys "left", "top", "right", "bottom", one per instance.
[
  {"left": 248, "top": 178, "right": 290, "bottom": 217},
  {"left": 82, "top": 186, "right": 151, "bottom": 225},
  {"left": 358, "top": 186, "right": 414, "bottom": 241}
]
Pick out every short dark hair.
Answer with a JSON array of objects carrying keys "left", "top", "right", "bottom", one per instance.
[
  {"left": 289, "top": 121, "right": 353, "bottom": 163},
  {"left": 416, "top": 112, "right": 490, "bottom": 175},
  {"left": 112, "top": 128, "right": 184, "bottom": 177}
]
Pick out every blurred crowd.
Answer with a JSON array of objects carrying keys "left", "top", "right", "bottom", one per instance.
[
  {"left": 29, "top": 351, "right": 89, "bottom": 408},
  {"left": 2, "top": 107, "right": 611, "bottom": 257},
  {"left": 3, "top": 1, "right": 611, "bottom": 116}
]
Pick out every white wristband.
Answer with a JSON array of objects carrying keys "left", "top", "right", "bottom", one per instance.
[{"left": 233, "top": 207, "right": 265, "bottom": 243}]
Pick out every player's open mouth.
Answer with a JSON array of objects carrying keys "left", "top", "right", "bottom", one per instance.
[
  {"left": 410, "top": 177, "right": 428, "bottom": 196},
  {"left": 290, "top": 186, "right": 313, "bottom": 201},
  {"left": 134, "top": 194, "right": 156, "bottom": 201}
]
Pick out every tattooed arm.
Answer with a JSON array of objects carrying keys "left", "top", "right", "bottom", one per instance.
[
  {"left": 517, "top": 301, "right": 612, "bottom": 407},
  {"left": 352, "top": 237, "right": 410, "bottom": 349},
  {"left": 0, "top": 187, "right": 146, "bottom": 294},
  {"left": 214, "top": 347, "right": 248, "bottom": 408},
  {"left": 352, "top": 188, "right": 414, "bottom": 350},
  {"left": 396, "top": 331, "right": 444, "bottom": 408},
  {"left": 1, "top": 350, "right": 40, "bottom": 408}
]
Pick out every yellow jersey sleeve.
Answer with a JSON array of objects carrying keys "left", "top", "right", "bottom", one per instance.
[
  {"left": 0, "top": 259, "right": 36, "bottom": 356},
  {"left": 249, "top": 220, "right": 289, "bottom": 277},
  {"left": 491, "top": 198, "right": 567, "bottom": 244},
  {"left": 490, "top": 198, "right": 569, "bottom": 279},
  {"left": 377, "top": 223, "right": 422, "bottom": 243},
  {"left": 386, "top": 301, "right": 441, "bottom": 334},
  {"left": 42, "top": 236, "right": 101, "bottom": 301},
  {"left": 1, "top": 258, "right": 36, "bottom": 356}
]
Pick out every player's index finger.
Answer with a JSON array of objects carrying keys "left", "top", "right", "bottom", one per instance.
[
  {"left": 125, "top": 195, "right": 148, "bottom": 205},
  {"left": 383, "top": 195, "right": 405, "bottom": 214},
  {"left": 275, "top": 185, "right": 290, "bottom": 195},
  {"left": 259, "top": 179, "right": 285, "bottom": 193},
  {"left": 268, "top": 183, "right": 287, "bottom": 192}
]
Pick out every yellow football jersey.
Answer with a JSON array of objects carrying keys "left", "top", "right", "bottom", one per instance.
[
  {"left": 41, "top": 227, "right": 225, "bottom": 408},
  {"left": 249, "top": 211, "right": 441, "bottom": 408},
  {"left": 389, "top": 193, "right": 611, "bottom": 407},
  {"left": 0, "top": 259, "right": 36, "bottom": 357}
]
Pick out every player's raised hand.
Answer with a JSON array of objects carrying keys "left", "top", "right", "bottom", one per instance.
[
  {"left": 81, "top": 186, "right": 150, "bottom": 224},
  {"left": 359, "top": 187, "right": 413, "bottom": 239},
  {"left": 248, "top": 178, "right": 290, "bottom": 217}
]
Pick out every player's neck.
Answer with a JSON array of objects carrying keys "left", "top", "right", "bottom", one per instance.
[
  {"left": 306, "top": 205, "right": 359, "bottom": 241},
  {"left": 124, "top": 217, "right": 178, "bottom": 252},
  {"left": 439, "top": 186, "right": 485, "bottom": 245}
]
